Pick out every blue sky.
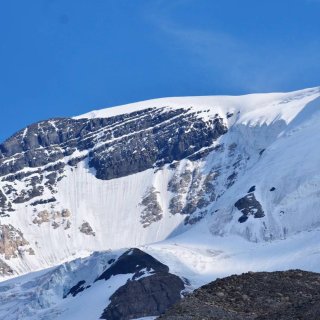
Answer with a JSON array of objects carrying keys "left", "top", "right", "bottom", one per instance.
[{"left": 0, "top": 0, "right": 320, "bottom": 141}]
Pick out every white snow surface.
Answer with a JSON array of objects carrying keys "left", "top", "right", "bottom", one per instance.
[
  {"left": 75, "top": 87, "right": 319, "bottom": 126},
  {"left": 1, "top": 221, "right": 320, "bottom": 319},
  {"left": 0, "top": 87, "right": 320, "bottom": 318}
]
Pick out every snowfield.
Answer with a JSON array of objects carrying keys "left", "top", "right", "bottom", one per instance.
[{"left": 0, "top": 87, "right": 319, "bottom": 319}]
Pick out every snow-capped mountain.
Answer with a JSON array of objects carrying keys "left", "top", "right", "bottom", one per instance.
[{"left": 0, "top": 87, "right": 320, "bottom": 319}]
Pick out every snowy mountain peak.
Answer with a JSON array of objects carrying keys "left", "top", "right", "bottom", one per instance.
[
  {"left": 0, "top": 87, "right": 320, "bottom": 319},
  {"left": 0, "top": 87, "right": 319, "bottom": 282},
  {"left": 75, "top": 86, "right": 320, "bottom": 125}
]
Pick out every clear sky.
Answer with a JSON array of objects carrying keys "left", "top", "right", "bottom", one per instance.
[{"left": 0, "top": 0, "right": 319, "bottom": 141}]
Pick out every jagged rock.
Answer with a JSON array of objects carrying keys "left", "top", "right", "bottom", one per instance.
[
  {"left": 45, "top": 172, "right": 57, "bottom": 185},
  {"left": 32, "top": 209, "right": 71, "bottom": 231},
  {"left": 0, "top": 190, "right": 7, "bottom": 208},
  {"left": 159, "top": 270, "right": 320, "bottom": 320},
  {"left": 97, "top": 248, "right": 185, "bottom": 320},
  {"left": 0, "top": 224, "right": 29, "bottom": 259},
  {"left": 79, "top": 222, "right": 95, "bottom": 236},
  {"left": 0, "top": 189, "right": 14, "bottom": 216},
  {"left": 235, "top": 193, "right": 265, "bottom": 223},
  {"left": 63, "top": 280, "right": 87, "bottom": 298},
  {"left": 0, "top": 108, "right": 228, "bottom": 214},
  {"left": 168, "top": 166, "right": 219, "bottom": 221},
  {"left": 0, "top": 109, "right": 227, "bottom": 182},
  {"left": 30, "top": 197, "right": 56, "bottom": 206},
  {"left": 187, "top": 145, "right": 220, "bottom": 161},
  {"left": 13, "top": 185, "right": 44, "bottom": 203},
  {"left": 96, "top": 248, "right": 169, "bottom": 281},
  {"left": 169, "top": 195, "right": 184, "bottom": 215},
  {"left": 168, "top": 167, "right": 200, "bottom": 216},
  {"left": 51, "top": 221, "right": 59, "bottom": 229},
  {"left": 33, "top": 210, "right": 50, "bottom": 225},
  {"left": 101, "top": 272, "right": 184, "bottom": 320},
  {"left": 64, "top": 220, "right": 71, "bottom": 230},
  {"left": 0, "top": 259, "right": 13, "bottom": 275},
  {"left": 168, "top": 169, "right": 192, "bottom": 194},
  {"left": 61, "top": 209, "right": 71, "bottom": 217},
  {"left": 140, "top": 187, "right": 163, "bottom": 227}
]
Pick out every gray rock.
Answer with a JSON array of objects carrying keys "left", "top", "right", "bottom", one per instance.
[
  {"left": 79, "top": 222, "right": 95, "bottom": 236},
  {"left": 0, "top": 107, "right": 227, "bottom": 215},
  {"left": 101, "top": 272, "right": 184, "bottom": 320},
  {"left": 0, "top": 108, "right": 227, "bottom": 181},
  {"left": 160, "top": 270, "right": 320, "bottom": 320},
  {"left": 140, "top": 187, "right": 163, "bottom": 228},
  {"left": 97, "top": 248, "right": 185, "bottom": 320},
  {"left": 96, "top": 248, "right": 169, "bottom": 282},
  {"left": 235, "top": 193, "right": 265, "bottom": 223}
]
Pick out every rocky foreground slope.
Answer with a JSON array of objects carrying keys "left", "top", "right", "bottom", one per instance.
[{"left": 160, "top": 270, "right": 320, "bottom": 320}]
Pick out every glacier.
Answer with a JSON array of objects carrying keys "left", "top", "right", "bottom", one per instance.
[{"left": 0, "top": 87, "right": 319, "bottom": 319}]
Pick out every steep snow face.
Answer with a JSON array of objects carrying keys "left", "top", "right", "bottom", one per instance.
[
  {"left": 0, "top": 87, "right": 319, "bottom": 278},
  {"left": 208, "top": 94, "right": 320, "bottom": 241}
]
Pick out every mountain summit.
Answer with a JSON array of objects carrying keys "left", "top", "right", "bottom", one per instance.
[{"left": 0, "top": 87, "right": 319, "bottom": 319}]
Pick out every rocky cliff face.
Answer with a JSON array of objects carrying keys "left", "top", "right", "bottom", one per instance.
[
  {"left": 0, "top": 107, "right": 226, "bottom": 179},
  {"left": 0, "top": 107, "right": 226, "bottom": 217},
  {"left": 0, "top": 105, "right": 230, "bottom": 275}
]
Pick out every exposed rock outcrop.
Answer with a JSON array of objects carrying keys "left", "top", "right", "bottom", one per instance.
[
  {"left": 0, "top": 107, "right": 227, "bottom": 218},
  {"left": 140, "top": 187, "right": 163, "bottom": 228},
  {"left": 96, "top": 248, "right": 169, "bottom": 281},
  {"left": 0, "top": 259, "right": 13, "bottom": 275},
  {"left": 0, "top": 109, "right": 227, "bottom": 180},
  {"left": 168, "top": 163, "right": 222, "bottom": 224},
  {"left": 160, "top": 270, "right": 320, "bottom": 320},
  {"left": 79, "top": 222, "right": 95, "bottom": 236},
  {"left": 235, "top": 192, "right": 265, "bottom": 223},
  {"left": 97, "top": 248, "right": 185, "bottom": 320},
  {"left": 0, "top": 189, "right": 13, "bottom": 216},
  {"left": 63, "top": 280, "right": 89, "bottom": 298},
  {"left": 32, "top": 209, "right": 71, "bottom": 230},
  {"left": 0, "top": 224, "right": 29, "bottom": 259},
  {"left": 101, "top": 272, "right": 184, "bottom": 320}
]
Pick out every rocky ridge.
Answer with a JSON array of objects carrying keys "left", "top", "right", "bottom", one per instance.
[
  {"left": 0, "top": 107, "right": 226, "bottom": 215},
  {"left": 160, "top": 270, "right": 320, "bottom": 320}
]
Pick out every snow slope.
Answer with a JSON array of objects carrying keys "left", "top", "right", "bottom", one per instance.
[
  {"left": 0, "top": 87, "right": 320, "bottom": 319},
  {"left": 1, "top": 219, "right": 320, "bottom": 319},
  {"left": 0, "top": 86, "right": 319, "bottom": 280}
]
